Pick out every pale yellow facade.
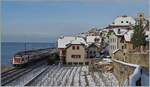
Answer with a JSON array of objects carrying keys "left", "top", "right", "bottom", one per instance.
[{"left": 66, "top": 45, "right": 88, "bottom": 64}]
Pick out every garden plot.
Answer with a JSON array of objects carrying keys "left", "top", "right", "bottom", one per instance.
[
  {"left": 45, "top": 66, "right": 63, "bottom": 86},
  {"left": 61, "top": 67, "right": 74, "bottom": 86},
  {"left": 28, "top": 65, "right": 118, "bottom": 86},
  {"left": 73, "top": 66, "right": 82, "bottom": 86},
  {"left": 93, "top": 72, "right": 105, "bottom": 86},
  {"left": 66, "top": 66, "right": 78, "bottom": 86},
  {"left": 38, "top": 65, "right": 62, "bottom": 86},
  {"left": 102, "top": 72, "right": 119, "bottom": 86}
]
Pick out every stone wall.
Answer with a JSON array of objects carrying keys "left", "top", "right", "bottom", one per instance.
[
  {"left": 126, "top": 53, "right": 149, "bottom": 72},
  {"left": 113, "top": 49, "right": 124, "bottom": 61},
  {"left": 113, "top": 51, "right": 149, "bottom": 86},
  {"left": 113, "top": 59, "right": 136, "bottom": 85}
]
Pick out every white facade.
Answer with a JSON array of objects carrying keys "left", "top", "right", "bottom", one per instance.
[
  {"left": 108, "top": 28, "right": 127, "bottom": 57},
  {"left": 113, "top": 28, "right": 128, "bottom": 36},
  {"left": 111, "top": 16, "right": 136, "bottom": 26},
  {"left": 145, "top": 31, "right": 150, "bottom": 41},
  {"left": 108, "top": 32, "right": 118, "bottom": 57}
]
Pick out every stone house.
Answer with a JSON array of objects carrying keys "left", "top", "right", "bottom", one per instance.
[
  {"left": 65, "top": 40, "right": 87, "bottom": 65},
  {"left": 112, "top": 49, "right": 125, "bottom": 61},
  {"left": 87, "top": 43, "right": 101, "bottom": 58},
  {"left": 57, "top": 36, "right": 87, "bottom": 64},
  {"left": 123, "top": 30, "right": 134, "bottom": 53},
  {"left": 57, "top": 35, "right": 103, "bottom": 65},
  {"left": 107, "top": 28, "right": 127, "bottom": 57},
  {"left": 123, "top": 29, "right": 149, "bottom": 53}
]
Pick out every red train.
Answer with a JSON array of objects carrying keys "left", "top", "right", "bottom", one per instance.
[{"left": 12, "top": 48, "right": 53, "bottom": 67}]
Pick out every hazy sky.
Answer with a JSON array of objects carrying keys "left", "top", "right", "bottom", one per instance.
[{"left": 2, "top": 0, "right": 149, "bottom": 42}]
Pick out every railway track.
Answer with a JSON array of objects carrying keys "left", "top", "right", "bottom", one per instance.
[
  {"left": 1, "top": 68, "right": 18, "bottom": 78},
  {"left": 24, "top": 65, "right": 54, "bottom": 86},
  {"left": 1, "top": 60, "right": 47, "bottom": 86}
]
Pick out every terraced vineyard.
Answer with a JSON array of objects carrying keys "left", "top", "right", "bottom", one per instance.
[{"left": 27, "top": 65, "right": 119, "bottom": 86}]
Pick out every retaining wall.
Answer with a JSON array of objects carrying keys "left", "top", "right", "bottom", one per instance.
[{"left": 113, "top": 59, "right": 136, "bottom": 85}]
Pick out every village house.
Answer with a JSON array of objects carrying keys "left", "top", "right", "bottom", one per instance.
[
  {"left": 57, "top": 35, "right": 103, "bottom": 65},
  {"left": 65, "top": 39, "right": 87, "bottom": 65},
  {"left": 57, "top": 12, "right": 149, "bottom": 65},
  {"left": 107, "top": 28, "right": 127, "bottom": 57},
  {"left": 105, "top": 15, "right": 136, "bottom": 29},
  {"left": 86, "top": 35, "right": 101, "bottom": 45},
  {"left": 123, "top": 30, "right": 134, "bottom": 53},
  {"left": 122, "top": 13, "right": 149, "bottom": 53},
  {"left": 123, "top": 29, "right": 149, "bottom": 53},
  {"left": 87, "top": 43, "right": 101, "bottom": 58},
  {"left": 57, "top": 36, "right": 87, "bottom": 64},
  {"left": 110, "top": 15, "right": 136, "bottom": 26},
  {"left": 86, "top": 28, "right": 100, "bottom": 36}
]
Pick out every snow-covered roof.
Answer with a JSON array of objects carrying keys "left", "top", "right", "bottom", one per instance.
[
  {"left": 58, "top": 36, "right": 75, "bottom": 48},
  {"left": 124, "top": 30, "right": 134, "bottom": 42},
  {"left": 86, "top": 36, "right": 101, "bottom": 43},
  {"left": 111, "top": 16, "right": 136, "bottom": 26},
  {"left": 70, "top": 40, "right": 81, "bottom": 44},
  {"left": 112, "top": 49, "right": 120, "bottom": 54},
  {"left": 58, "top": 36, "right": 87, "bottom": 48},
  {"left": 113, "top": 59, "right": 139, "bottom": 67},
  {"left": 103, "top": 58, "right": 112, "bottom": 63},
  {"left": 70, "top": 37, "right": 87, "bottom": 45},
  {"left": 113, "top": 28, "right": 128, "bottom": 36},
  {"left": 102, "top": 28, "right": 109, "bottom": 32}
]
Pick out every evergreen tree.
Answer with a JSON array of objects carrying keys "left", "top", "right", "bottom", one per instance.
[{"left": 131, "top": 21, "right": 146, "bottom": 51}]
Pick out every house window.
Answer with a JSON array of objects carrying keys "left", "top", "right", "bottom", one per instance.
[
  {"left": 90, "top": 51, "right": 92, "bottom": 54},
  {"left": 121, "top": 21, "right": 123, "bottom": 23},
  {"left": 77, "top": 46, "right": 80, "bottom": 50},
  {"left": 124, "top": 44, "right": 127, "bottom": 49},
  {"left": 139, "top": 14, "right": 143, "bottom": 17},
  {"left": 72, "top": 46, "right": 75, "bottom": 50},
  {"left": 118, "top": 29, "right": 121, "bottom": 34},
  {"left": 71, "top": 55, "right": 74, "bottom": 58},
  {"left": 62, "top": 50, "right": 65, "bottom": 55},
  {"left": 71, "top": 55, "right": 81, "bottom": 58}
]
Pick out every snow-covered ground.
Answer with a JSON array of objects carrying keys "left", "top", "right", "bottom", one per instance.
[
  {"left": 5, "top": 65, "right": 119, "bottom": 86},
  {"left": 28, "top": 65, "right": 119, "bottom": 86}
]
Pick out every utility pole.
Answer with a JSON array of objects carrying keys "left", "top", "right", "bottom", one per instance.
[{"left": 24, "top": 35, "right": 27, "bottom": 55}]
